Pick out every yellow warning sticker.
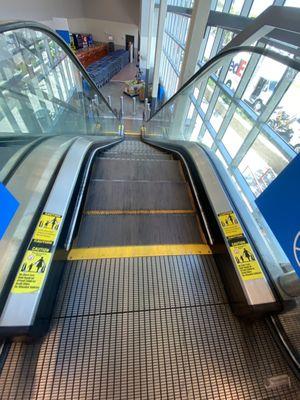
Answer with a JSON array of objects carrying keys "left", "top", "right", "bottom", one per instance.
[
  {"left": 33, "top": 212, "right": 62, "bottom": 243},
  {"left": 12, "top": 240, "right": 52, "bottom": 293},
  {"left": 218, "top": 210, "right": 264, "bottom": 281},
  {"left": 11, "top": 211, "right": 62, "bottom": 294},
  {"left": 229, "top": 239, "right": 264, "bottom": 281},
  {"left": 218, "top": 211, "right": 243, "bottom": 239}
]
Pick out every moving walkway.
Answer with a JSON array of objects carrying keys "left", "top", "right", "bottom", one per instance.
[{"left": 0, "top": 13, "right": 300, "bottom": 399}]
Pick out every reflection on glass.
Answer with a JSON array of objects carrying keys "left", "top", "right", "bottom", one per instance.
[
  {"left": 215, "top": 0, "right": 225, "bottom": 12},
  {"left": 268, "top": 72, "right": 300, "bottom": 152},
  {"left": 229, "top": 0, "right": 245, "bottom": 15},
  {"left": 190, "top": 114, "right": 203, "bottom": 141},
  {"left": 222, "top": 109, "right": 253, "bottom": 157},
  {"left": 210, "top": 93, "right": 230, "bottom": 132},
  {"left": 203, "top": 27, "right": 217, "bottom": 62},
  {"left": 239, "top": 132, "right": 290, "bottom": 196},
  {"left": 186, "top": 103, "right": 195, "bottom": 123},
  {"left": 201, "top": 130, "right": 214, "bottom": 147},
  {"left": 249, "top": 0, "right": 274, "bottom": 18},
  {"left": 216, "top": 149, "right": 227, "bottom": 168},
  {"left": 193, "top": 86, "right": 200, "bottom": 99},
  {"left": 0, "top": 28, "right": 118, "bottom": 137},
  {"left": 146, "top": 49, "right": 297, "bottom": 206},
  {"left": 284, "top": 0, "right": 300, "bottom": 6},
  {"left": 201, "top": 78, "right": 215, "bottom": 112},
  {"left": 242, "top": 56, "right": 286, "bottom": 114},
  {"left": 221, "top": 30, "right": 235, "bottom": 49},
  {"left": 225, "top": 52, "right": 251, "bottom": 92}
]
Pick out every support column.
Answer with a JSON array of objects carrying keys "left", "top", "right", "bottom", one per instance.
[
  {"left": 178, "top": 0, "right": 211, "bottom": 88},
  {"left": 145, "top": 0, "right": 156, "bottom": 98},
  {"left": 139, "top": 0, "right": 148, "bottom": 71},
  {"left": 151, "top": 0, "right": 168, "bottom": 111}
]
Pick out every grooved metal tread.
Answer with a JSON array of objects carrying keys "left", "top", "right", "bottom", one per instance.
[
  {"left": 1, "top": 254, "right": 299, "bottom": 399},
  {"left": 75, "top": 214, "right": 203, "bottom": 247},
  {"left": 102, "top": 140, "right": 167, "bottom": 156},
  {"left": 84, "top": 181, "right": 192, "bottom": 211},
  {"left": 278, "top": 303, "right": 300, "bottom": 360},
  {"left": 100, "top": 139, "right": 172, "bottom": 160},
  {"left": 91, "top": 158, "right": 183, "bottom": 181},
  {"left": 99, "top": 152, "right": 172, "bottom": 160},
  {"left": 53, "top": 255, "right": 227, "bottom": 318}
]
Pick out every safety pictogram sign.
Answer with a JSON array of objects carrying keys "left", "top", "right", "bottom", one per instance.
[
  {"left": 229, "top": 238, "right": 264, "bottom": 281},
  {"left": 12, "top": 240, "right": 52, "bottom": 293},
  {"left": 33, "top": 212, "right": 62, "bottom": 242},
  {"left": 12, "top": 212, "right": 62, "bottom": 294},
  {"left": 218, "top": 210, "right": 264, "bottom": 281},
  {"left": 218, "top": 211, "right": 243, "bottom": 239}
]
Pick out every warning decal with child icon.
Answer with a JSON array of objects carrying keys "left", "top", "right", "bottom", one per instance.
[
  {"left": 34, "top": 212, "right": 62, "bottom": 242},
  {"left": 218, "top": 210, "right": 264, "bottom": 281},
  {"left": 12, "top": 241, "right": 52, "bottom": 293},
  {"left": 228, "top": 238, "right": 263, "bottom": 281},
  {"left": 218, "top": 211, "right": 243, "bottom": 239},
  {"left": 12, "top": 212, "right": 62, "bottom": 294}
]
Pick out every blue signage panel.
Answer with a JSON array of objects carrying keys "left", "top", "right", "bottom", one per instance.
[
  {"left": 0, "top": 183, "right": 19, "bottom": 240},
  {"left": 255, "top": 154, "right": 300, "bottom": 277},
  {"left": 56, "top": 30, "right": 70, "bottom": 45}
]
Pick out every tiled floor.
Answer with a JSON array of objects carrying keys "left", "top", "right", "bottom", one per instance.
[
  {"left": 99, "top": 60, "right": 144, "bottom": 128},
  {"left": 100, "top": 81, "right": 144, "bottom": 125},
  {"left": 111, "top": 62, "right": 139, "bottom": 82}
]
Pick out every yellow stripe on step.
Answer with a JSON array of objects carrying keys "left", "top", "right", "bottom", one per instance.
[
  {"left": 125, "top": 132, "right": 141, "bottom": 136},
  {"left": 84, "top": 209, "right": 195, "bottom": 215},
  {"left": 67, "top": 244, "right": 213, "bottom": 260}
]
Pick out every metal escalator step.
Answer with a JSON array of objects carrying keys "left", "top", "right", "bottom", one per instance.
[
  {"left": 2, "top": 303, "right": 299, "bottom": 399},
  {"left": 53, "top": 255, "right": 227, "bottom": 318},
  {"left": 84, "top": 181, "right": 192, "bottom": 211},
  {"left": 75, "top": 214, "right": 202, "bottom": 247},
  {"left": 99, "top": 152, "right": 172, "bottom": 160},
  {"left": 91, "top": 159, "right": 183, "bottom": 181},
  {"left": 278, "top": 307, "right": 300, "bottom": 357},
  {"left": 105, "top": 140, "right": 163, "bottom": 154},
  {"left": 101, "top": 139, "right": 172, "bottom": 160}
]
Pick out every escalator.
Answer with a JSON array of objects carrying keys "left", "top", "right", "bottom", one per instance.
[
  {"left": 1, "top": 136, "right": 299, "bottom": 399},
  {"left": 0, "top": 15, "right": 300, "bottom": 400}
]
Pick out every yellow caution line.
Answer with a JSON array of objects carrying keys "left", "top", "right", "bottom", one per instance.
[
  {"left": 99, "top": 131, "right": 121, "bottom": 135},
  {"left": 67, "top": 244, "right": 213, "bottom": 260},
  {"left": 125, "top": 132, "right": 141, "bottom": 136},
  {"left": 84, "top": 209, "right": 195, "bottom": 216}
]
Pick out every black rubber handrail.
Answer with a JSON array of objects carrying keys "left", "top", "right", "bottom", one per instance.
[
  {"left": 149, "top": 5, "right": 300, "bottom": 120},
  {"left": 148, "top": 44, "right": 300, "bottom": 121},
  {"left": 0, "top": 20, "right": 120, "bottom": 121}
]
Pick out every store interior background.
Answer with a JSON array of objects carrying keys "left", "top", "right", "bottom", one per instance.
[{"left": 0, "top": 0, "right": 142, "bottom": 124}]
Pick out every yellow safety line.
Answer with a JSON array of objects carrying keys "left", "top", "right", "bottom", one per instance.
[
  {"left": 100, "top": 131, "right": 121, "bottom": 135},
  {"left": 125, "top": 132, "right": 141, "bottom": 136},
  {"left": 68, "top": 244, "right": 213, "bottom": 260},
  {"left": 84, "top": 209, "right": 195, "bottom": 216}
]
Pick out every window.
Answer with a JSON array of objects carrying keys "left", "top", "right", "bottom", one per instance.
[
  {"left": 249, "top": 0, "right": 274, "bottom": 18},
  {"left": 159, "top": 3, "right": 193, "bottom": 99}
]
